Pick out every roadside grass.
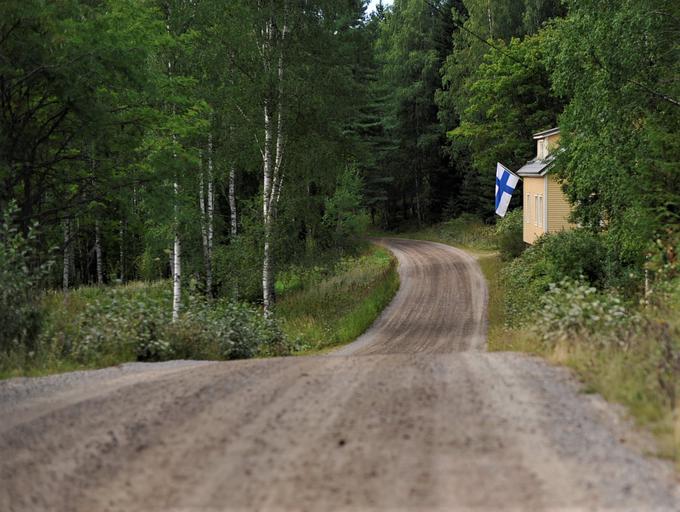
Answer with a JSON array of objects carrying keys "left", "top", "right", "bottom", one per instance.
[
  {"left": 489, "top": 272, "right": 680, "bottom": 463},
  {"left": 1, "top": 244, "right": 399, "bottom": 379},
  {"left": 377, "top": 214, "right": 497, "bottom": 254},
  {"left": 553, "top": 339, "right": 678, "bottom": 460},
  {"left": 277, "top": 245, "right": 399, "bottom": 353},
  {"left": 394, "top": 215, "right": 680, "bottom": 465}
]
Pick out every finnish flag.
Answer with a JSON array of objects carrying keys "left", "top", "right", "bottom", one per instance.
[{"left": 495, "top": 163, "right": 519, "bottom": 217}]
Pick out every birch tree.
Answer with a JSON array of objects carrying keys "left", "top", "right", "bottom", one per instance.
[
  {"left": 94, "top": 221, "right": 104, "bottom": 285},
  {"left": 257, "top": 1, "right": 289, "bottom": 316},
  {"left": 199, "top": 132, "right": 215, "bottom": 295},
  {"left": 62, "top": 219, "right": 72, "bottom": 291},
  {"left": 229, "top": 163, "right": 237, "bottom": 237}
]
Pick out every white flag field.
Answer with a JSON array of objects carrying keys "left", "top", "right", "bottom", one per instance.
[{"left": 495, "top": 163, "right": 520, "bottom": 217}]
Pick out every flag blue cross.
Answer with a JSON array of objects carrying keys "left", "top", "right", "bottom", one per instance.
[
  {"left": 495, "top": 172, "right": 514, "bottom": 211},
  {"left": 494, "top": 163, "right": 520, "bottom": 217}
]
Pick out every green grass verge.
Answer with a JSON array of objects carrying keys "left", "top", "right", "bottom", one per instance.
[
  {"left": 372, "top": 214, "right": 497, "bottom": 254},
  {"left": 390, "top": 217, "right": 680, "bottom": 464},
  {"left": 278, "top": 245, "right": 399, "bottom": 353},
  {"left": 0, "top": 244, "right": 400, "bottom": 380},
  {"left": 484, "top": 259, "right": 680, "bottom": 462}
]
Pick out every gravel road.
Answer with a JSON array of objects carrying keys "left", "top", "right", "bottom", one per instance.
[{"left": 1, "top": 238, "right": 679, "bottom": 511}]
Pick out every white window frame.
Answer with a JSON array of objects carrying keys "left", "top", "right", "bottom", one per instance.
[
  {"left": 535, "top": 195, "right": 539, "bottom": 226},
  {"left": 526, "top": 194, "right": 531, "bottom": 223}
]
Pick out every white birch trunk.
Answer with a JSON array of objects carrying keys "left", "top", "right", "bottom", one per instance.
[
  {"left": 199, "top": 152, "right": 208, "bottom": 276},
  {"left": 199, "top": 139, "right": 215, "bottom": 296},
  {"left": 259, "top": 7, "right": 288, "bottom": 318},
  {"left": 172, "top": 183, "right": 181, "bottom": 322},
  {"left": 167, "top": 11, "right": 181, "bottom": 321},
  {"left": 171, "top": 144, "right": 181, "bottom": 321},
  {"left": 63, "top": 219, "right": 71, "bottom": 292},
  {"left": 229, "top": 163, "right": 237, "bottom": 237},
  {"left": 262, "top": 97, "right": 275, "bottom": 316},
  {"left": 206, "top": 134, "right": 214, "bottom": 295},
  {"left": 95, "top": 220, "right": 103, "bottom": 285},
  {"left": 119, "top": 221, "right": 124, "bottom": 282}
]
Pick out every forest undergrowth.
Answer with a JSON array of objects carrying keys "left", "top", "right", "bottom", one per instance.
[{"left": 0, "top": 244, "right": 398, "bottom": 379}]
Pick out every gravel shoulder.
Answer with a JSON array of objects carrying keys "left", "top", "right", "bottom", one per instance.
[{"left": 1, "top": 238, "right": 679, "bottom": 511}]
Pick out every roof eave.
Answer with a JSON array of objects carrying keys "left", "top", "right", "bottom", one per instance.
[{"left": 532, "top": 127, "right": 560, "bottom": 139}]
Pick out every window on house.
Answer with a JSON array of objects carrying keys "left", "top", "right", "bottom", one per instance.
[
  {"left": 537, "top": 139, "right": 546, "bottom": 159},
  {"left": 535, "top": 196, "right": 539, "bottom": 226},
  {"left": 526, "top": 194, "right": 531, "bottom": 223},
  {"left": 538, "top": 196, "right": 544, "bottom": 228}
]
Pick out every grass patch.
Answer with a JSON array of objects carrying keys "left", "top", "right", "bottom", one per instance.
[
  {"left": 1, "top": 280, "right": 291, "bottom": 379},
  {"left": 1, "top": 243, "right": 400, "bottom": 379},
  {"left": 277, "top": 245, "right": 399, "bottom": 353},
  {"left": 388, "top": 216, "right": 680, "bottom": 464},
  {"left": 489, "top": 262, "right": 680, "bottom": 464},
  {"left": 377, "top": 214, "right": 497, "bottom": 254}
]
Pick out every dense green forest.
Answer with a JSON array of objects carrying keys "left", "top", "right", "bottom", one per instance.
[{"left": 1, "top": 0, "right": 679, "bottom": 372}]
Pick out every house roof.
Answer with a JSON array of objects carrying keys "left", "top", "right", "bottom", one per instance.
[
  {"left": 516, "top": 155, "right": 555, "bottom": 177},
  {"left": 533, "top": 127, "right": 560, "bottom": 139}
]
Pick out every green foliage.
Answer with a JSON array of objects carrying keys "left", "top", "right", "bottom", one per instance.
[
  {"left": 278, "top": 246, "right": 399, "bottom": 352},
  {"left": 167, "top": 298, "right": 290, "bottom": 360},
  {"left": 436, "top": 0, "right": 565, "bottom": 219},
  {"left": 35, "top": 281, "right": 293, "bottom": 369},
  {"left": 323, "top": 166, "right": 368, "bottom": 245},
  {"left": 0, "top": 0, "right": 164, "bottom": 235},
  {"left": 537, "top": 229, "right": 608, "bottom": 286},
  {"left": 545, "top": 0, "right": 680, "bottom": 278},
  {"left": 495, "top": 209, "right": 525, "bottom": 260},
  {"left": 398, "top": 214, "right": 497, "bottom": 252},
  {"left": 366, "top": 0, "right": 455, "bottom": 225},
  {"left": 502, "top": 245, "right": 551, "bottom": 328},
  {"left": 0, "top": 203, "right": 53, "bottom": 356},
  {"left": 449, "top": 33, "right": 562, "bottom": 217},
  {"left": 502, "top": 229, "right": 609, "bottom": 326},
  {"left": 535, "top": 278, "right": 638, "bottom": 346}
]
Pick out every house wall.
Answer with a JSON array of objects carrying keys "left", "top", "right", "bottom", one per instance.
[
  {"left": 546, "top": 132, "right": 560, "bottom": 153},
  {"left": 547, "top": 175, "right": 575, "bottom": 233},
  {"left": 536, "top": 133, "right": 561, "bottom": 159},
  {"left": 523, "top": 176, "right": 546, "bottom": 244}
]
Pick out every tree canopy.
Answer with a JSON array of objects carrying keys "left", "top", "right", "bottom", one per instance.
[{"left": 1, "top": 0, "right": 678, "bottom": 309}]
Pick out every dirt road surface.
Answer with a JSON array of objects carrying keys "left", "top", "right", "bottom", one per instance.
[{"left": 1, "top": 238, "right": 679, "bottom": 511}]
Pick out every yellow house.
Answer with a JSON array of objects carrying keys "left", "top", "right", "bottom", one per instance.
[{"left": 517, "top": 127, "right": 574, "bottom": 244}]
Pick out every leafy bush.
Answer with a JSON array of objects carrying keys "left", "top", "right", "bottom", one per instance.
[
  {"left": 38, "top": 281, "right": 293, "bottom": 367},
  {"left": 535, "top": 278, "right": 638, "bottom": 347},
  {"left": 323, "top": 165, "right": 368, "bottom": 246},
  {"left": 41, "top": 281, "right": 172, "bottom": 363},
  {"left": 0, "top": 202, "right": 52, "bottom": 357},
  {"left": 495, "top": 209, "right": 525, "bottom": 261},
  {"left": 410, "top": 214, "right": 497, "bottom": 251},
  {"left": 502, "top": 228, "right": 609, "bottom": 327},
  {"left": 537, "top": 228, "right": 607, "bottom": 286},
  {"left": 169, "top": 298, "right": 290, "bottom": 360},
  {"left": 501, "top": 243, "right": 552, "bottom": 327}
]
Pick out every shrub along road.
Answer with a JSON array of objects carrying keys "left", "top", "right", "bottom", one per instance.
[{"left": 1, "top": 239, "right": 679, "bottom": 511}]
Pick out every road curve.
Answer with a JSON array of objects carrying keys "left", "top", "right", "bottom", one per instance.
[
  {"left": 334, "top": 238, "right": 487, "bottom": 355},
  {"left": 1, "top": 239, "right": 679, "bottom": 511}
]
